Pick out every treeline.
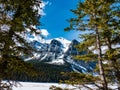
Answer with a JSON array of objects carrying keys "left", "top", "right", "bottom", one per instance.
[{"left": 13, "top": 60, "right": 72, "bottom": 83}]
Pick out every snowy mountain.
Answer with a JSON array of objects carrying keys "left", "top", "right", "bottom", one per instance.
[{"left": 26, "top": 37, "right": 95, "bottom": 73}]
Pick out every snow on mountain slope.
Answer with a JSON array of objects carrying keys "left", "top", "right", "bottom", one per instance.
[
  {"left": 39, "top": 37, "right": 71, "bottom": 52},
  {"left": 48, "top": 58, "right": 65, "bottom": 65},
  {"left": 54, "top": 37, "right": 71, "bottom": 52},
  {"left": 26, "top": 36, "right": 96, "bottom": 73}
]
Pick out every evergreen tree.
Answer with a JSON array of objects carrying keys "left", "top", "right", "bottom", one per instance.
[
  {"left": 0, "top": 0, "right": 41, "bottom": 89},
  {"left": 97, "top": 0, "right": 120, "bottom": 89},
  {"left": 65, "top": 0, "right": 120, "bottom": 89},
  {"left": 65, "top": 0, "right": 108, "bottom": 89}
]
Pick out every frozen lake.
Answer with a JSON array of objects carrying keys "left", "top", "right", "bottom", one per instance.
[
  {"left": 13, "top": 82, "right": 73, "bottom": 90},
  {"left": 12, "top": 82, "right": 118, "bottom": 90}
]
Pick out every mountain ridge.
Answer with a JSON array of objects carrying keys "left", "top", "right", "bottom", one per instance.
[{"left": 25, "top": 37, "right": 95, "bottom": 73}]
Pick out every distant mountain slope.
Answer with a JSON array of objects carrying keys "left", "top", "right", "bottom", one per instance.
[{"left": 25, "top": 37, "right": 96, "bottom": 73}]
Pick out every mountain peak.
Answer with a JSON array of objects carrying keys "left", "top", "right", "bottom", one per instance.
[
  {"left": 50, "top": 39, "right": 63, "bottom": 47},
  {"left": 70, "top": 39, "right": 79, "bottom": 45},
  {"left": 27, "top": 36, "right": 95, "bottom": 73},
  {"left": 72, "top": 39, "right": 79, "bottom": 43},
  {"left": 53, "top": 37, "right": 71, "bottom": 52},
  {"left": 55, "top": 37, "right": 70, "bottom": 42}
]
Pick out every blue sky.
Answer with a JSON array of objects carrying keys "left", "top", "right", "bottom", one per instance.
[{"left": 40, "top": 0, "right": 80, "bottom": 41}]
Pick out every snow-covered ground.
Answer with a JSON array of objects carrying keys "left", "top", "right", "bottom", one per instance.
[
  {"left": 12, "top": 82, "right": 118, "bottom": 90},
  {"left": 13, "top": 82, "right": 73, "bottom": 90}
]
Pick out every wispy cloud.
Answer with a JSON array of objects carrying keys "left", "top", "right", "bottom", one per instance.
[{"left": 41, "top": 29, "right": 49, "bottom": 37}]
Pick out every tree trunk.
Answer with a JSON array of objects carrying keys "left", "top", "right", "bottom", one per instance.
[{"left": 96, "top": 27, "right": 108, "bottom": 90}]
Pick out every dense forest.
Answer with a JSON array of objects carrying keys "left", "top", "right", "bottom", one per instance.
[{"left": 13, "top": 60, "right": 72, "bottom": 83}]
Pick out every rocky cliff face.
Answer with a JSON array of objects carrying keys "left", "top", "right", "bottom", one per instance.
[{"left": 27, "top": 37, "right": 95, "bottom": 73}]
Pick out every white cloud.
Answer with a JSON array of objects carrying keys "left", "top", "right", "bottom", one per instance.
[{"left": 41, "top": 29, "right": 49, "bottom": 37}]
